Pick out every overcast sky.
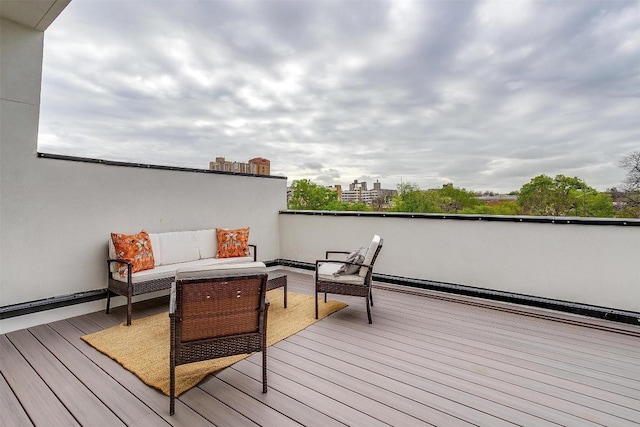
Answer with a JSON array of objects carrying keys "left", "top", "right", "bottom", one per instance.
[{"left": 38, "top": 0, "right": 639, "bottom": 193}]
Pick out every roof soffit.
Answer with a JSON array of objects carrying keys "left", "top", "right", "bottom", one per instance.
[{"left": 0, "top": 0, "right": 71, "bottom": 31}]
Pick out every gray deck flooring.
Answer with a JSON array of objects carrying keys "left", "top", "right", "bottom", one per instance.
[{"left": 1, "top": 269, "right": 639, "bottom": 426}]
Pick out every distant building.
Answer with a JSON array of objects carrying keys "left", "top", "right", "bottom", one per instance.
[
  {"left": 209, "top": 157, "right": 271, "bottom": 175},
  {"left": 475, "top": 194, "right": 518, "bottom": 206},
  {"left": 340, "top": 180, "right": 396, "bottom": 206},
  {"left": 326, "top": 184, "right": 342, "bottom": 200},
  {"left": 286, "top": 179, "right": 396, "bottom": 209},
  {"left": 248, "top": 157, "right": 270, "bottom": 175}
]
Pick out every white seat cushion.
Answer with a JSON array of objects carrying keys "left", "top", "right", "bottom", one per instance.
[
  {"left": 176, "top": 261, "right": 266, "bottom": 280},
  {"left": 317, "top": 262, "right": 366, "bottom": 285},
  {"left": 111, "top": 255, "right": 254, "bottom": 283}
]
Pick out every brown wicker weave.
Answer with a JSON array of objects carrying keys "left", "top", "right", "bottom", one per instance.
[
  {"left": 169, "top": 271, "right": 269, "bottom": 415},
  {"left": 106, "top": 245, "right": 256, "bottom": 325},
  {"left": 266, "top": 272, "right": 287, "bottom": 308},
  {"left": 315, "top": 237, "right": 383, "bottom": 324}
]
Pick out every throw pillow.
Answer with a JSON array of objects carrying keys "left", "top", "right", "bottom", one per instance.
[
  {"left": 335, "top": 247, "right": 367, "bottom": 276},
  {"left": 216, "top": 227, "right": 251, "bottom": 258},
  {"left": 111, "top": 230, "right": 155, "bottom": 276}
]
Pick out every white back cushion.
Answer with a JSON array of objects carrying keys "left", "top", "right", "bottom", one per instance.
[
  {"left": 196, "top": 229, "right": 217, "bottom": 259},
  {"left": 148, "top": 233, "right": 162, "bottom": 266},
  {"left": 157, "top": 231, "right": 200, "bottom": 265},
  {"left": 359, "top": 234, "right": 381, "bottom": 277}
]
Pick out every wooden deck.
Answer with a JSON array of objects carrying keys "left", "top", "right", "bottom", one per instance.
[{"left": 2, "top": 269, "right": 639, "bottom": 426}]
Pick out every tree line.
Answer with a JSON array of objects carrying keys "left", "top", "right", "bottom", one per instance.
[{"left": 287, "top": 151, "right": 640, "bottom": 218}]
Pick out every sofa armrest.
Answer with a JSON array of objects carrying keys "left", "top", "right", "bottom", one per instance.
[
  {"left": 315, "top": 258, "right": 371, "bottom": 268},
  {"left": 169, "top": 282, "right": 177, "bottom": 314},
  {"left": 325, "top": 250, "right": 350, "bottom": 259},
  {"left": 106, "top": 258, "right": 132, "bottom": 281}
]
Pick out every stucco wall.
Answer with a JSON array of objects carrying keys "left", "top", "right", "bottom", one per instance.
[
  {"left": 0, "top": 17, "right": 287, "bottom": 333},
  {"left": 279, "top": 212, "right": 640, "bottom": 313}
]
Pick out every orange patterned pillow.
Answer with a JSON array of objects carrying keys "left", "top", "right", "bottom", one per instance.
[
  {"left": 111, "top": 230, "right": 155, "bottom": 275},
  {"left": 216, "top": 227, "right": 250, "bottom": 258}
]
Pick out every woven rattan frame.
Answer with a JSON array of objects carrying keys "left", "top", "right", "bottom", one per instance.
[
  {"left": 266, "top": 273, "right": 287, "bottom": 308},
  {"left": 106, "top": 245, "right": 256, "bottom": 326},
  {"left": 315, "top": 237, "right": 383, "bottom": 324},
  {"left": 169, "top": 272, "right": 268, "bottom": 415}
]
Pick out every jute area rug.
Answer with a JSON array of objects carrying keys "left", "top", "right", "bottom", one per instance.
[{"left": 82, "top": 290, "right": 346, "bottom": 396}]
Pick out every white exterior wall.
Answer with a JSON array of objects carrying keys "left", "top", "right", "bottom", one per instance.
[
  {"left": 279, "top": 213, "right": 640, "bottom": 313},
  {"left": 0, "top": 17, "right": 287, "bottom": 333}
]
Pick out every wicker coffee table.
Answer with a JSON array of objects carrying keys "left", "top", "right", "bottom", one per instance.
[{"left": 266, "top": 272, "right": 287, "bottom": 308}]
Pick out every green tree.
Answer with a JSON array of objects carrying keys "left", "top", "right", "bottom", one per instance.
[
  {"left": 287, "top": 179, "right": 373, "bottom": 211},
  {"left": 389, "top": 183, "right": 438, "bottom": 213},
  {"left": 390, "top": 183, "right": 483, "bottom": 214},
  {"left": 288, "top": 179, "right": 340, "bottom": 210},
  {"left": 460, "top": 201, "right": 522, "bottom": 216},
  {"left": 586, "top": 192, "right": 615, "bottom": 218},
  {"left": 345, "top": 201, "right": 372, "bottom": 211},
  {"left": 517, "top": 174, "right": 614, "bottom": 217},
  {"left": 437, "top": 184, "right": 482, "bottom": 213}
]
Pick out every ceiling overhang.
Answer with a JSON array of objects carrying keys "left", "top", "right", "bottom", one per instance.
[{"left": 0, "top": 0, "right": 71, "bottom": 31}]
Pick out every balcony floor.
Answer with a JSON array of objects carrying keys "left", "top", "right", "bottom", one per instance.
[{"left": 2, "top": 269, "right": 639, "bottom": 426}]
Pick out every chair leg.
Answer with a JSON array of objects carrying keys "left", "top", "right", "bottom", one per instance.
[
  {"left": 105, "top": 290, "right": 112, "bottom": 314},
  {"left": 262, "top": 347, "right": 267, "bottom": 393},
  {"left": 315, "top": 289, "right": 319, "bottom": 319},
  {"left": 170, "top": 315, "right": 176, "bottom": 415},
  {"left": 126, "top": 295, "right": 132, "bottom": 326},
  {"left": 262, "top": 309, "right": 268, "bottom": 393},
  {"left": 370, "top": 289, "right": 374, "bottom": 307},
  {"left": 366, "top": 297, "right": 372, "bottom": 324},
  {"left": 169, "top": 363, "right": 175, "bottom": 415}
]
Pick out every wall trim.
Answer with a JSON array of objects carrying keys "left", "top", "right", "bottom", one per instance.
[
  {"left": 37, "top": 152, "right": 288, "bottom": 180},
  {"left": 1, "top": 289, "right": 107, "bottom": 319},
  {"left": 274, "top": 259, "right": 640, "bottom": 326},
  {"left": 3, "top": 259, "right": 639, "bottom": 327},
  {"left": 280, "top": 210, "right": 640, "bottom": 226}
]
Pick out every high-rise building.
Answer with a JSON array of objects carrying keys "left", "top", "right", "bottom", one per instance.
[
  {"left": 248, "top": 157, "right": 270, "bottom": 175},
  {"left": 340, "top": 179, "right": 396, "bottom": 206},
  {"left": 326, "top": 184, "right": 342, "bottom": 200},
  {"left": 209, "top": 157, "right": 271, "bottom": 175}
]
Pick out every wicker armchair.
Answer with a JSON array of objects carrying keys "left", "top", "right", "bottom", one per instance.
[
  {"left": 315, "top": 235, "right": 383, "bottom": 324},
  {"left": 169, "top": 262, "right": 269, "bottom": 415}
]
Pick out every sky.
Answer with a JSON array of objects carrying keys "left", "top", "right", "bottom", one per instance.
[{"left": 38, "top": 0, "right": 639, "bottom": 193}]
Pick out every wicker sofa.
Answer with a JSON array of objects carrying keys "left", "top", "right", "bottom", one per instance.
[{"left": 107, "top": 229, "right": 256, "bottom": 325}]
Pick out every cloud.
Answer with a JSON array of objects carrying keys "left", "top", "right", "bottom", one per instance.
[{"left": 38, "top": 0, "right": 640, "bottom": 193}]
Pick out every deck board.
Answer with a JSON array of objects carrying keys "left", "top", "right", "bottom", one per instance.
[
  {"left": 51, "top": 318, "right": 211, "bottom": 426},
  {"left": 269, "top": 339, "right": 477, "bottom": 426},
  {"left": 10, "top": 327, "right": 127, "bottom": 426},
  {"left": 355, "top": 304, "right": 640, "bottom": 398},
  {"left": 0, "top": 372, "right": 33, "bottom": 427},
  {"left": 1, "top": 269, "right": 639, "bottom": 426},
  {"left": 216, "top": 360, "right": 347, "bottom": 427},
  {"left": 0, "top": 335, "right": 81, "bottom": 427}
]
